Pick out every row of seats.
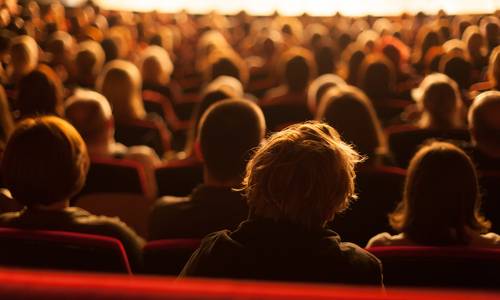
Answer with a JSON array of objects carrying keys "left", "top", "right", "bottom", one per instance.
[{"left": 1, "top": 227, "right": 499, "bottom": 288}]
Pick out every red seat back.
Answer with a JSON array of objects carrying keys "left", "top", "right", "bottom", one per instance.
[
  {"left": 143, "top": 239, "right": 201, "bottom": 275},
  {"left": 367, "top": 246, "right": 500, "bottom": 288},
  {"left": 0, "top": 227, "right": 131, "bottom": 274}
]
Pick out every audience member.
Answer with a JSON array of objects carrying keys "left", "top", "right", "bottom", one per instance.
[
  {"left": 367, "top": 141, "right": 498, "bottom": 247},
  {"left": 149, "top": 99, "right": 265, "bottom": 239},
  {"left": 0, "top": 116, "right": 145, "bottom": 270},
  {"left": 181, "top": 122, "right": 382, "bottom": 285}
]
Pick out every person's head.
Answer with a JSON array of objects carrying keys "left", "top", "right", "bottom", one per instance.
[
  {"left": 357, "top": 54, "right": 396, "bottom": 101},
  {"left": 462, "top": 25, "right": 487, "bottom": 60},
  {"left": 479, "top": 16, "right": 499, "bottom": 52},
  {"left": 45, "top": 31, "right": 75, "bottom": 66},
  {"left": 1, "top": 116, "right": 89, "bottom": 207},
  {"left": 100, "top": 37, "right": 118, "bottom": 63},
  {"left": 413, "top": 73, "right": 463, "bottom": 129},
  {"left": 389, "top": 141, "right": 490, "bottom": 245},
  {"left": 17, "top": 64, "right": 64, "bottom": 118},
  {"left": 242, "top": 121, "right": 363, "bottom": 229},
  {"left": 96, "top": 59, "right": 145, "bottom": 123},
  {"left": 139, "top": 45, "right": 174, "bottom": 86},
  {"left": 74, "top": 40, "right": 105, "bottom": 88},
  {"left": 64, "top": 89, "right": 114, "bottom": 147},
  {"left": 439, "top": 51, "right": 473, "bottom": 90},
  {"left": 468, "top": 91, "right": 500, "bottom": 157},
  {"left": 341, "top": 43, "right": 366, "bottom": 86},
  {"left": 277, "top": 47, "right": 315, "bottom": 92},
  {"left": 316, "top": 85, "right": 387, "bottom": 160},
  {"left": 8, "top": 35, "right": 38, "bottom": 81},
  {"left": 205, "top": 50, "right": 249, "bottom": 87},
  {"left": 198, "top": 99, "right": 266, "bottom": 184},
  {"left": 307, "top": 74, "right": 345, "bottom": 114},
  {"left": 487, "top": 45, "right": 500, "bottom": 88}
]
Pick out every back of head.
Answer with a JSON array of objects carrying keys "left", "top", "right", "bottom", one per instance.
[
  {"left": 139, "top": 45, "right": 173, "bottom": 86},
  {"left": 65, "top": 90, "right": 112, "bottom": 146},
  {"left": 439, "top": 52, "right": 472, "bottom": 90},
  {"left": 279, "top": 47, "right": 315, "bottom": 92},
  {"left": 96, "top": 59, "right": 145, "bottom": 123},
  {"left": 468, "top": 90, "right": 500, "bottom": 154},
  {"left": 307, "top": 74, "right": 345, "bottom": 114},
  {"left": 75, "top": 40, "right": 105, "bottom": 87},
  {"left": 414, "top": 73, "right": 462, "bottom": 129},
  {"left": 1, "top": 116, "right": 89, "bottom": 207},
  {"left": 358, "top": 54, "right": 396, "bottom": 101},
  {"left": 316, "top": 85, "right": 386, "bottom": 159},
  {"left": 9, "top": 35, "right": 38, "bottom": 79},
  {"left": 0, "top": 84, "right": 14, "bottom": 143},
  {"left": 199, "top": 99, "right": 265, "bottom": 183},
  {"left": 207, "top": 52, "right": 248, "bottom": 86},
  {"left": 242, "top": 121, "right": 362, "bottom": 229},
  {"left": 17, "top": 64, "right": 64, "bottom": 118},
  {"left": 390, "top": 141, "right": 489, "bottom": 245}
]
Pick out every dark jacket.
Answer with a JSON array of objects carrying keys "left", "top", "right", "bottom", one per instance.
[
  {"left": 180, "top": 217, "right": 383, "bottom": 285},
  {"left": 148, "top": 184, "right": 248, "bottom": 240},
  {"left": 0, "top": 207, "right": 145, "bottom": 271}
]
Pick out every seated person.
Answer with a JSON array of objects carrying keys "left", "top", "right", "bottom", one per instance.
[
  {"left": 181, "top": 122, "right": 383, "bottom": 285},
  {"left": 0, "top": 116, "right": 145, "bottom": 271},
  {"left": 466, "top": 91, "right": 500, "bottom": 171},
  {"left": 367, "top": 141, "right": 499, "bottom": 247},
  {"left": 149, "top": 99, "right": 265, "bottom": 239},
  {"left": 65, "top": 89, "right": 160, "bottom": 198}
]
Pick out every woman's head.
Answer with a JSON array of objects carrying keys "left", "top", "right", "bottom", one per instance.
[
  {"left": 413, "top": 73, "right": 463, "bottom": 129},
  {"left": 1, "top": 116, "right": 89, "bottom": 207},
  {"left": 242, "top": 121, "right": 363, "bottom": 228},
  {"left": 390, "top": 141, "right": 490, "bottom": 245},
  {"left": 139, "top": 45, "right": 174, "bottom": 86},
  {"left": 316, "top": 85, "right": 387, "bottom": 160},
  {"left": 96, "top": 59, "right": 145, "bottom": 123}
]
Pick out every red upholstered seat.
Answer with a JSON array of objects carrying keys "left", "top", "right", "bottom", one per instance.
[
  {"left": 0, "top": 228, "right": 131, "bottom": 274},
  {"left": 143, "top": 239, "right": 201, "bottom": 275},
  {"left": 367, "top": 246, "right": 500, "bottom": 288},
  {"left": 0, "top": 267, "right": 499, "bottom": 300}
]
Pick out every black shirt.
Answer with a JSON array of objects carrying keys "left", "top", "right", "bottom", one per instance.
[
  {"left": 180, "top": 217, "right": 383, "bottom": 285},
  {"left": 148, "top": 185, "right": 248, "bottom": 240}
]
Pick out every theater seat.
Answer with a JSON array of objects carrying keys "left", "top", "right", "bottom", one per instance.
[
  {"left": 142, "top": 90, "right": 191, "bottom": 131},
  {"left": 155, "top": 159, "right": 204, "bottom": 197},
  {"left": 386, "top": 126, "right": 470, "bottom": 167},
  {"left": 0, "top": 228, "right": 131, "bottom": 274},
  {"left": 367, "top": 246, "right": 500, "bottom": 288},
  {"left": 78, "top": 157, "right": 149, "bottom": 197},
  {"left": 0, "top": 268, "right": 499, "bottom": 300},
  {"left": 75, "top": 193, "right": 154, "bottom": 238},
  {"left": 115, "top": 118, "right": 171, "bottom": 157},
  {"left": 143, "top": 239, "right": 201, "bottom": 275}
]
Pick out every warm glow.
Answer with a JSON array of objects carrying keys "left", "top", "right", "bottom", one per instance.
[{"left": 87, "top": 0, "right": 500, "bottom": 16}]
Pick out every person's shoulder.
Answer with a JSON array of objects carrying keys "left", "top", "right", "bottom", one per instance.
[
  {"left": 153, "top": 195, "right": 191, "bottom": 210},
  {"left": 69, "top": 207, "right": 134, "bottom": 232},
  {"left": 475, "top": 232, "right": 500, "bottom": 247}
]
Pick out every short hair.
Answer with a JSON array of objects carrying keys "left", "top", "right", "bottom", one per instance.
[
  {"left": 139, "top": 45, "right": 174, "bottom": 85},
  {"left": 64, "top": 90, "right": 112, "bottom": 144},
  {"left": 241, "top": 121, "right": 363, "bottom": 228},
  {"left": 316, "top": 85, "right": 387, "bottom": 160},
  {"left": 17, "top": 64, "right": 64, "bottom": 118},
  {"left": 307, "top": 74, "right": 345, "bottom": 114},
  {"left": 389, "top": 141, "right": 490, "bottom": 245},
  {"left": 75, "top": 40, "right": 105, "bottom": 86},
  {"left": 468, "top": 90, "right": 500, "bottom": 149},
  {"left": 413, "top": 73, "right": 462, "bottom": 129},
  {"left": 278, "top": 47, "right": 316, "bottom": 92},
  {"left": 2, "top": 116, "right": 89, "bottom": 206},
  {"left": 96, "top": 59, "right": 146, "bottom": 123},
  {"left": 199, "top": 99, "right": 265, "bottom": 182},
  {"left": 9, "top": 35, "right": 38, "bottom": 78},
  {"left": 439, "top": 52, "right": 472, "bottom": 90},
  {"left": 357, "top": 54, "right": 396, "bottom": 101}
]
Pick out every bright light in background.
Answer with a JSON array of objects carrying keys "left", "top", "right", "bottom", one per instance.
[{"left": 62, "top": 0, "right": 500, "bottom": 16}]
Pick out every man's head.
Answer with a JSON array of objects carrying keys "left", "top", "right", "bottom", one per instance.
[
  {"left": 198, "top": 99, "right": 265, "bottom": 185},
  {"left": 468, "top": 91, "right": 500, "bottom": 157},
  {"left": 241, "top": 121, "right": 363, "bottom": 228},
  {"left": 2, "top": 116, "right": 89, "bottom": 207}
]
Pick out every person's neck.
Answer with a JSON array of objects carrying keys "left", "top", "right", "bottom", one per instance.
[{"left": 203, "top": 168, "right": 240, "bottom": 188}]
